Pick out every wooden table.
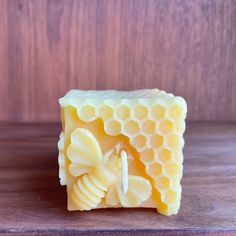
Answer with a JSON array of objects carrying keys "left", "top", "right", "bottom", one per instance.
[{"left": 0, "top": 123, "right": 235, "bottom": 235}]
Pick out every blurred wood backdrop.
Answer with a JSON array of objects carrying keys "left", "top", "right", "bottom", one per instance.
[{"left": 0, "top": 0, "right": 235, "bottom": 122}]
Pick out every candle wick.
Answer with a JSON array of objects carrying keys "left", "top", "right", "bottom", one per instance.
[{"left": 120, "top": 149, "right": 128, "bottom": 194}]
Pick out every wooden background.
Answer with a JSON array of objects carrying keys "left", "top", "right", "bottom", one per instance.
[{"left": 0, "top": 0, "right": 235, "bottom": 122}]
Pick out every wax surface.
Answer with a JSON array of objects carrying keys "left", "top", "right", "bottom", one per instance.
[{"left": 58, "top": 89, "right": 187, "bottom": 215}]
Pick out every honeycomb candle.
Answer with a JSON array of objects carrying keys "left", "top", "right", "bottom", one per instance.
[{"left": 58, "top": 89, "right": 187, "bottom": 215}]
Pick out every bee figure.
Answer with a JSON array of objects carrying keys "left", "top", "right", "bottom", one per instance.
[{"left": 66, "top": 128, "right": 152, "bottom": 210}]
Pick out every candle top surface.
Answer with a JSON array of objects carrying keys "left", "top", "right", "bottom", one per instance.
[{"left": 59, "top": 89, "right": 186, "bottom": 106}]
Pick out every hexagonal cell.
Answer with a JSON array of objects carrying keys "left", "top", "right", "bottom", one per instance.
[
  {"left": 165, "top": 190, "right": 177, "bottom": 204},
  {"left": 79, "top": 105, "right": 96, "bottom": 121},
  {"left": 116, "top": 105, "right": 130, "bottom": 120},
  {"left": 165, "top": 163, "right": 180, "bottom": 176},
  {"left": 140, "top": 149, "right": 155, "bottom": 163},
  {"left": 175, "top": 121, "right": 186, "bottom": 134},
  {"left": 99, "top": 105, "right": 113, "bottom": 120},
  {"left": 123, "top": 120, "right": 139, "bottom": 135},
  {"left": 132, "top": 134, "right": 147, "bottom": 149},
  {"left": 154, "top": 176, "right": 170, "bottom": 190},
  {"left": 171, "top": 179, "right": 180, "bottom": 189},
  {"left": 142, "top": 120, "right": 156, "bottom": 134},
  {"left": 150, "top": 135, "right": 163, "bottom": 148},
  {"left": 146, "top": 163, "right": 162, "bottom": 177},
  {"left": 167, "top": 135, "right": 183, "bottom": 148},
  {"left": 151, "top": 105, "right": 165, "bottom": 120},
  {"left": 174, "top": 149, "right": 183, "bottom": 162},
  {"left": 134, "top": 104, "right": 148, "bottom": 120},
  {"left": 160, "top": 120, "right": 173, "bottom": 133},
  {"left": 169, "top": 105, "right": 183, "bottom": 120},
  {"left": 105, "top": 120, "right": 121, "bottom": 136},
  {"left": 158, "top": 149, "right": 172, "bottom": 163}
]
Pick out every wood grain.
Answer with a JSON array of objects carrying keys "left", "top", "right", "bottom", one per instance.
[
  {"left": 0, "top": 0, "right": 236, "bottom": 122},
  {"left": 0, "top": 122, "right": 235, "bottom": 235}
]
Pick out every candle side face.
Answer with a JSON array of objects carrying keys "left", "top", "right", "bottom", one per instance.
[{"left": 58, "top": 89, "right": 187, "bottom": 216}]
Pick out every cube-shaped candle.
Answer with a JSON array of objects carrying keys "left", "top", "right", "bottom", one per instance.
[{"left": 58, "top": 89, "right": 187, "bottom": 215}]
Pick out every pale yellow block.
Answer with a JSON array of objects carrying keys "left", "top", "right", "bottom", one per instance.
[{"left": 58, "top": 89, "right": 187, "bottom": 215}]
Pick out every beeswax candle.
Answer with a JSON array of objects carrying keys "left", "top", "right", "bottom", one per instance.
[{"left": 58, "top": 89, "right": 187, "bottom": 215}]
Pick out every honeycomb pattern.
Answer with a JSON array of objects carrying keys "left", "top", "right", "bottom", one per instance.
[{"left": 59, "top": 89, "right": 187, "bottom": 216}]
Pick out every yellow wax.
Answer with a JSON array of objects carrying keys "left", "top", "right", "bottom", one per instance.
[{"left": 58, "top": 89, "right": 187, "bottom": 216}]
